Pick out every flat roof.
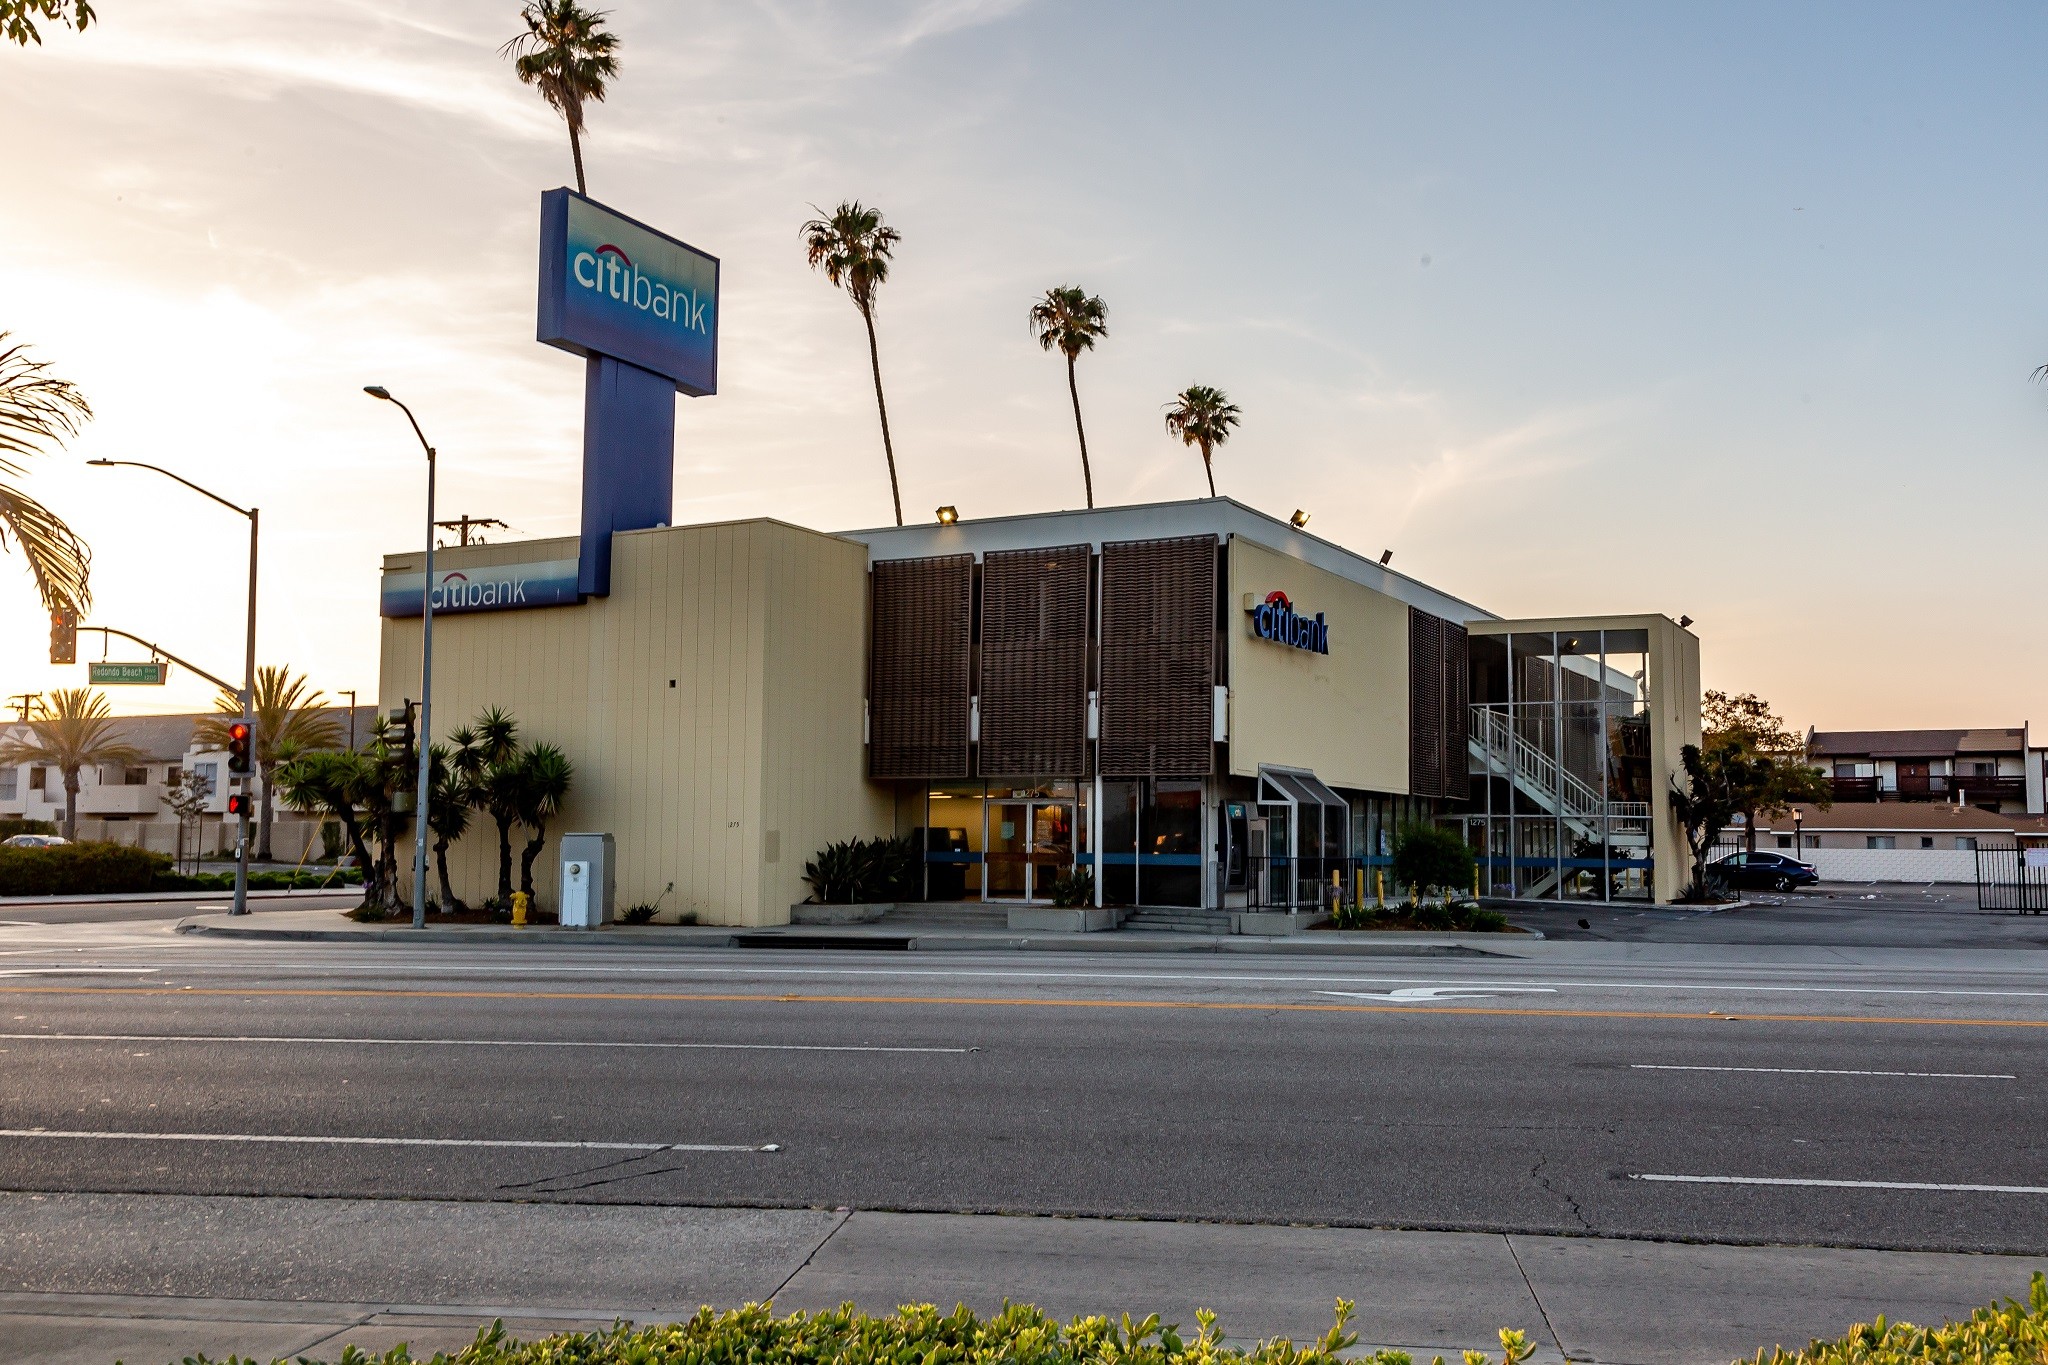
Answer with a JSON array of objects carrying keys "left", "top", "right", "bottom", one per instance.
[
  {"left": 1810, "top": 727, "right": 2026, "bottom": 759},
  {"left": 837, "top": 497, "right": 1495, "bottom": 625}
]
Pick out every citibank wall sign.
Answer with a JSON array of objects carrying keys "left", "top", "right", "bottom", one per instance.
[
  {"left": 1247, "top": 590, "right": 1329, "bottom": 655},
  {"left": 537, "top": 188, "right": 719, "bottom": 396},
  {"left": 379, "top": 559, "right": 581, "bottom": 618}
]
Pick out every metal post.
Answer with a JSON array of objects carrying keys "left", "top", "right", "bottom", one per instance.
[
  {"left": 412, "top": 447, "right": 436, "bottom": 929},
  {"left": 231, "top": 509, "right": 258, "bottom": 915}
]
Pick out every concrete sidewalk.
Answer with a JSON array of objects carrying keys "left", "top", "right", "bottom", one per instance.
[
  {"left": 2, "top": 1192, "right": 2039, "bottom": 1365},
  {"left": 172, "top": 905, "right": 1526, "bottom": 955}
]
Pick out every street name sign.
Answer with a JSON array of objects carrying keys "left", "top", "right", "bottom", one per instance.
[{"left": 89, "top": 661, "right": 167, "bottom": 685}]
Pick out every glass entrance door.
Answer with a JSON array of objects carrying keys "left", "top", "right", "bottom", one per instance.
[{"left": 984, "top": 800, "right": 1074, "bottom": 901}]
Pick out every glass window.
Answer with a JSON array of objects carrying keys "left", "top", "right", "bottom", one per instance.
[
  {"left": 1099, "top": 780, "right": 1138, "bottom": 906},
  {"left": 1143, "top": 780, "right": 1204, "bottom": 907},
  {"left": 1958, "top": 836, "right": 1978, "bottom": 851},
  {"left": 1469, "top": 633, "right": 1509, "bottom": 705},
  {"left": 0, "top": 769, "right": 14, "bottom": 801},
  {"left": 1867, "top": 835, "right": 1896, "bottom": 850},
  {"left": 924, "top": 786, "right": 985, "bottom": 902},
  {"left": 1920, "top": 836, "right": 1934, "bottom": 849},
  {"left": 29, "top": 766, "right": 46, "bottom": 792},
  {"left": 1776, "top": 836, "right": 1791, "bottom": 849}
]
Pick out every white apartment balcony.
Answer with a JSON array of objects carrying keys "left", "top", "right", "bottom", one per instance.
[{"left": 77, "top": 786, "right": 161, "bottom": 817}]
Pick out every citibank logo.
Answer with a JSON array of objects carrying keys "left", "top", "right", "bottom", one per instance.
[
  {"left": 433, "top": 570, "right": 529, "bottom": 611},
  {"left": 570, "top": 242, "right": 710, "bottom": 333},
  {"left": 1248, "top": 590, "right": 1329, "bottom": 654}
]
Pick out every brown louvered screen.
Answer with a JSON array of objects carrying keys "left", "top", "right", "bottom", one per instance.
[
  {"left": 1099, "top": 537, "right": 1216, "bottom": 777},
  {"left": 869, "top": 555, "right": 973, "bottom": 779},
  {"left": 1408, "top": 607, "right": 1469, "bottom": 800},
  {"left": 978, "top": 545, "right": 1090, "bottom": 777}
]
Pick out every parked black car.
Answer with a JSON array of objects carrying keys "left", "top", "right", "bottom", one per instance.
[{"left": 1709, "top": 850, "right": 1820, "bottom": 892}]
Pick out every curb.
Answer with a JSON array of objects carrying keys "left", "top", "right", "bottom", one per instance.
[
  {"left": 173, "top": 918, "right": 1527, "bottom": 954},
  {"left": 1, "top": 888, "right": 363, "bottom": 910}
]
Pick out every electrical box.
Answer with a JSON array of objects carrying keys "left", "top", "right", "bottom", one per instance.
[{"left": 558, "top": 832, "right": 615, "bottom": 927}]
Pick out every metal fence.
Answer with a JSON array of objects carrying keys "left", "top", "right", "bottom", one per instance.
[{"left": 1974, "top": 843, "right": 2048, "bottom": 914}]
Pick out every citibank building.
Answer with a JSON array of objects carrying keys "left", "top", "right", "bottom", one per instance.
[{"left": 379, "top": 498, "right": 1700, "bottom": 926}]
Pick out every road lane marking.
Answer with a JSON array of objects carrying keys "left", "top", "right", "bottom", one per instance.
[
  {"left": 0, "top": 1032, "right": 969, "bottom": 1054},
  {"left": 1320, "top": 987, "right": 1558, "bottom": 1003},
  {"left": 0, "top": 968, "right": 158, "bottom": 978},
  {"left": 0, "top": 1129, "right": 779, "bottom": 1153},
  {"left": 1631, "top": 1173, "right": 2048, "bottom": 1195},
  {"left": 2, "top": 983, "right": 2047, "bottom": 1028},
  {"left": 1631, "top": 1064, "right": 2015, "bottom": 1079},
  {"left": 30, "top": 957, "right": 2048, "bottom": 1001}
]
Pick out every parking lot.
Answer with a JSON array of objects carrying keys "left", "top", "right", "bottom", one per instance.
[{"left": 1506, "top": 882, "right": 2048, "bottom": 947}]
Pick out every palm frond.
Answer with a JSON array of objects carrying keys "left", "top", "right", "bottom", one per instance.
[
  {"left": 1028, "top": 286, "right": 1108, "bottom": 358},
  {"left": 801, "top": 201, "right": 899, "bottom": 311},
  {"left": 0, "top": 482, "right": 90, "bottom": 613}
]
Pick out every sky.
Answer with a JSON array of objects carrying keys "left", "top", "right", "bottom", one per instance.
[{"left": 1, "top": 1, "right": 2044, "bottom": 732}]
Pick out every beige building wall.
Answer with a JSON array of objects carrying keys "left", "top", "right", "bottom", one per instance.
[
  {"left": 1225, "top": 535, "right": 1411, "bottom": 793},
  {"left": 1468, "top": 613, "right": 1701, "bottom": 904},
  {"left": 378, "top": 519, "right": 886, "bottom": 926}
]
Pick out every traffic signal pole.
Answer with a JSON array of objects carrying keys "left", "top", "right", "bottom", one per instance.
[{"left": 233, "top": 508, "right": 258, "bottom": 917}]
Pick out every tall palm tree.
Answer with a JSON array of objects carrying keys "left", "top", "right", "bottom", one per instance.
[
  {"left": 501, "top": 0, "right": 620, "bottom": 196},
  {"left": 514, "top": 742, "right": 575, "bottom": 902},
  {"left": 461, "top": 706, "right": 523, "bottom": 905},
  {"left": 276, "top": 746, "right": 390, "bottom": 910},
  {"left": 1028, "top": 287, "right": 1108, "bottom": 508},
  {"left": 0, "top": 688, "right": 143, "bottom": 840},
  {"left": 196, "top": 666, "right": 343, "bottom": 861},
  {"left": 0, "top": 334, "right": 92, "bottom": 614},
  {"left": 1163, "top": 385, "right": 1242, "bottom": 498},
  {"left": 802, "top": 201, "right": 905, "bottom": 525}
]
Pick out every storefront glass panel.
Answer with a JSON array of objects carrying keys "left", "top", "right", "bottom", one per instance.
[
  {"left": 1143, "top": 780, "right": 1204, "bottom": 907},
  {"left": 1099, "top": 780, "right": 1138, "bottom": 906},
  {"left": 924, "top": 786, "right": 984, "bottom": 901}
]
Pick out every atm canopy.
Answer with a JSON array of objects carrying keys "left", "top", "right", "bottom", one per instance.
[{"left": 1258, "top": 766, "right": 1345, "bottom": 809}]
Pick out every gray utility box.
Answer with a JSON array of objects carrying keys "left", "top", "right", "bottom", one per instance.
[{"left": 557, "top": 833, "right": 616, "bottom": 928}]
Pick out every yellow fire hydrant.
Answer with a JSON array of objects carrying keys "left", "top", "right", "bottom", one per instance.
[{"left": 511, "top": 891, "right": 529, "bottom": 927}]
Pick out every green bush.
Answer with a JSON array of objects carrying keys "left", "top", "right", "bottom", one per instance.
[
  {"left": 803, "top": 834, "right": 919, "bottom": 904},
  {"left": 1049, "top": 865, "right": 1094, "bottom": 908},
  {"left": 180, "top": 1298, "right": 1536, "bottom": 1365},
  {"left": 1392, "top": 825, "right": 1476, "bottom": 900},
  {"left": 1750, "top": 1273, "right": 2047, "bottom": 1365},
  {"left": 0, "top": 842, "right": 170, "bottom": 896}
]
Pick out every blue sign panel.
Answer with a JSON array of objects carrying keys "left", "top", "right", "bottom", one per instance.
[
  {"left": 538, "top": 189, "right": 719, "bottom": 397},
  {"left": 1247, "top": 590, "right": 1330, "bottom": 654},
  {"left": 380, "top": 558, "right": 581, "bottom": 618}
]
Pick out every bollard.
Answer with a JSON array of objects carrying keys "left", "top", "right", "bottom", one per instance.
[
  {"left": 1474, "top": 863, "right": 1481, "bottom": 899},
  {"left": 1375, "top": 869, "right": 1386, "bottom": 908},
  {"left": 511, "top": 890, "right": 529, "bottom": 927},
  {"left": 1354, "top": 868, "right": 1365, "bottom": 911}
]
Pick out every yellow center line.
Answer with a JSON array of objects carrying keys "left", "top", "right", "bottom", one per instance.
[{"left": 0, "top": 983, "right": 2041, "bottom": 1028}]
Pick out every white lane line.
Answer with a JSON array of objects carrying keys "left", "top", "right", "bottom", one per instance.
[
  {"left": 1632, "top": 1064, "right": 2014, "bottom": 1080},
  {"left": 0, "top": 1033, "right": 968, "bottom": 1054},
  {"left": 0, "top": 1129, "right": 779, "bottom": 1153},
  {"left": 1319, "top": 987, "right": 1558, "bottom": 1003},
  {"left": 0, "top": 968, "right": 158, "bottom": 978},
  {"left": 1632, "top": 1173, "right": 2048, "bottom": 1195},
  {"left": 59, "top": 959, "right": 2048, "bottom": 1000}
]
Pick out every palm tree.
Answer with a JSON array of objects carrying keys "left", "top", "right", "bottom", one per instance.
[
  {"left": 425, "top": 741, "right": 472, "bottom": 912},
  {"left": 513, "top": 743, "right": 575, "bottom": 902},
  {"left": 802, "top": 201, "right": 905, "bottom": 525},
  {"left": 276, "top": 747, "right": 389, "bottom": 910},
  {"left": 501, "top": 0, "right": 620, "bottom": 196},
  {"left": 0, "top": 688, "right": 143, "bottom": 840},
  {"left": 1163, "top": 385, "right": 1242, "bottom": 498},
  {"left": 0, "top": 334, "right": 92, "bottom": 614},
  {"left": 462, "top": 706, "right": 523, "bottom": 905},
  {"left": 195, "top": 666, "right": 342, "bottom": 861},
  {"left": 1028, "top": 287, "right": 1108, "bottom": 508}
]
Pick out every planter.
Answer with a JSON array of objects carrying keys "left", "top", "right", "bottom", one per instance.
[
  {"left": 791, "top": 902, "right": 894, "bottom": 924},
  {"left": 1006, "top": 906, "right": 1115, "bottom": 933}
]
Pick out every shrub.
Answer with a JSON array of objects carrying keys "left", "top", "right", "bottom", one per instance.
[
  {"left": 0, "top": 842, "right": 171, "bottom": 896},
  {"left": 180, "top": 1298, "right": 1536, "bottom": 1365},
  {"left": 803, "top": 834, "right": 919, "bottom": 904},
  {"left": 1048, "top": 865, "right": 1094, "bottom": 908},
  {"left": 1392, "top": 825, "right": 1476, "bottom": 900},
  {"left": 1750, "top": 1273, "right": 2048, "bottom": 1365}
]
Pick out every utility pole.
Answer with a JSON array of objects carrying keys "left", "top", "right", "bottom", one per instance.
[
  {"left": 5, "top": 694, "right": 43, "bottom": 723},
  {"left": 341, "top": 689, "right": 357, "bottom": 751},
  {"left": 433, "top": 515, "right": 507, "bottom": 547}
]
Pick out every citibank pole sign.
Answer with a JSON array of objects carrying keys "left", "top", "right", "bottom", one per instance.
[
  {"left": 380, "top": 559, "right": 580, "bottom": 618},
  {"left": 1247, "top": 590, "right": 1330, "bottom": 654}
]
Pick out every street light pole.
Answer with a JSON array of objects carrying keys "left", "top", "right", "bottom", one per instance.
[
  {"left": 88, "top": 459, "right": 258, "bottom": 916},
  {"left": 364, "top": 387, "right": 436, "bottom": 931}
]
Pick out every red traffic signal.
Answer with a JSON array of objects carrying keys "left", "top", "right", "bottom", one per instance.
[
  {"left": 226, "top": 793, "right": 246, "bottom": 816},
  {"left": 226, "top": 721, "right": 252, "bottom": 774},
  {"left": 49, "top": 608, "right": 76, "bottom": 666}
]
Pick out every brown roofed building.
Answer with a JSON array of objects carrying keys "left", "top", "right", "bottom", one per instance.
[{"left": 1807, "top": 726, "right": 2038, "bottom": 814}]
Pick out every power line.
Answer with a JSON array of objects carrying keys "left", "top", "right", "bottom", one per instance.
[{"left": 434, "top": 515, "right": 508, "bottom": 547}]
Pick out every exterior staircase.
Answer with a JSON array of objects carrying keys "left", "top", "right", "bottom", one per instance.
[
  {"left": 1121, "top": 905, "right": 1233, "bottom": 934},
  {"left": 1467, "top": 703, "right": 1652, "bottom": 897}
]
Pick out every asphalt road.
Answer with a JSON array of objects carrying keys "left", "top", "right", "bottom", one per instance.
[{"left": 1, "top": 915, "right": 2046, "bottom": 1256}]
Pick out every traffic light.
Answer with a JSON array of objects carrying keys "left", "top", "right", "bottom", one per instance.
[
  {"left": 226, "top": 792, "right": 246, "bottom": 816},
  {"left": 387, "top": 704, "right": 416, "bottom": 769},
  {"left": 48, "top": 608, "right": 76, "bottom": 665},
  {"left": 226, "top": 721, "right": 252, "bottom": 774}
]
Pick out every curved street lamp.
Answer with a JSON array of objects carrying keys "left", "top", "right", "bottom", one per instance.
[
  {"left": 87, "top": 459, "right": 258, "bottom": 916},
  {"left": 363, "top": 386, "right": 437, "bottom": 930}
]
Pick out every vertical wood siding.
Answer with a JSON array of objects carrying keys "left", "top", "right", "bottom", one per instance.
[
  {"left": 1098, "top": 536, "right": 1217, "bottom": 777},
  {"left": 977, "top": 545, "right": 1090, "bottom": 777}
]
